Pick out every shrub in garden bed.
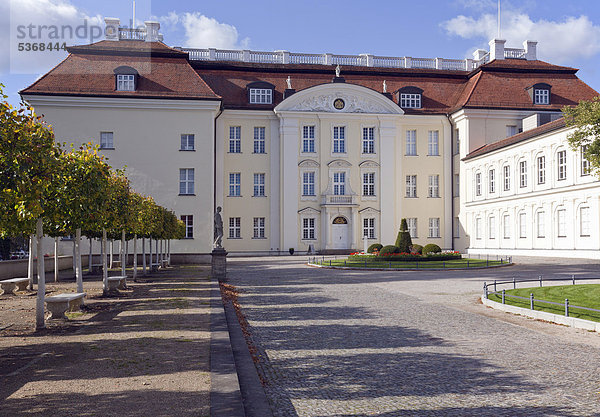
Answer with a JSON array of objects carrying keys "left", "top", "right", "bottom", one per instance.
[
  {"left": 367, "top": 243, "right": 383, "bottom": 253},
  {"left": 410, "top": 244, "right": 423, "bottom": 254},
  {"left": 379, "top": 245, "right": 400, "bottom": 256},
  {"left": 348, "top": 251, "right": 461, "bottom": 263},
  {"left": 422, "top": 243, "right": 441, "bottom": 255}
]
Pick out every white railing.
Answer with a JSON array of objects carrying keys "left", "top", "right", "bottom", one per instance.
[
  {"left": 504, "top": 48, "right": 526, "bottom": 59},
  {"left": 119, "top": 28, "right": 145, "bottom": 40},
  {"left": 321, "top": 195, "right": 357, "bottom": 205},
  {"left": 177, "top": 48, "right": 498, "bottom": 71}
]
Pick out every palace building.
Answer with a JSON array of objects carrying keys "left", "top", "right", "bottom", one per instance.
[{"left": 21, "top": 19, "right": 600, "bottom": 260}]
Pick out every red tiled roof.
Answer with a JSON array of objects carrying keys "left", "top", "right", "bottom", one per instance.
[
  {"left": 21, "top": 41, "right": 220, "bottom": 100},
  {"left": 464, "top": 117, "right": 567, "bottom": 160}
]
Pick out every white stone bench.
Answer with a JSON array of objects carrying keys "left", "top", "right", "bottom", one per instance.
[
  {"left": 0, "top": 278, "right": 29, "bottom": 295},
  {"left": 45, "top": 293, "right": 86, "bottom": 319},
  {"left": 107, "top": 276, "right": 127, "bottom": 291}
]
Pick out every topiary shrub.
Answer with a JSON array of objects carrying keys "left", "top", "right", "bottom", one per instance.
[
  {"left": 395, "top": 218, "right": 412, "bottom": 253},
  {"left": 422, "top": 243, "right": 442, "bottom": 255},
  {"left": 410, "top": 244, "right": 423, "bottom": 254},
  {"left": 379, "top": 245, "right": 400, "bottom": 256},
  {"left": 367, "top": 243, "right": 383, "bottom": 253}
]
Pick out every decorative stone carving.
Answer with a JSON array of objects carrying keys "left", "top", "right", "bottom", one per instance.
[
  {"left": 288, "top": 93, "right": 392, "bottom": 114},
  {"left": 327, "top": 159, "right": 352, "bottom": 168},
  {"left": 299, "top": 159, "right": 320, "bottom": 168}
]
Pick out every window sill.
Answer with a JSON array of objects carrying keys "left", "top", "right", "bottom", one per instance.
[
  {"left": 252, "top": 152, "right": 267, "bottom": 155},
  {"left": 428, "top": 236, "right": 441, "bottom": 239},
  {"left": 228, "top": 195, "right": 243, "bottom": 198},
  {"left": 100, "top": 147, "right": 115, "bottom": 150},
  {"left": 580, "top": 234, "right": 590, "bottom": 237},
  {"left": 252, "top": 195, "right": 267, "bottom": 198},
  {"left": 301, "top": 238, "right": 317, "bottom": 241},
  {"left": 179, "top": 194, "right": 196, "bottom": 196},
  {"left": 405, "top": 196, "right": 418, "bottom": 199},
  {"left": 252, "top": 237, "right": 267, "bottom": 240},
  {"left": 227, "top": 152, "right": 243, "bottom": 154},
  {"left": 427, "top": 154, "right": 440, "bottom": 157},
  {"left": 427, "top": 196, "right": 441, "bottom": 199},
  {"left": 182, "top": 237, "right": 194, "bottom": 239},
  {"left": 362, "top": 196, "right": 377, "bottom": 200},
  {"left": 180, "top": 149, "right": 195, "bottom": 152},
  {"left": 227, "top": 237, "right": 242, "bottom": 240},
  {"left": 405, "top": 154, "right": 418, "bottom": 157},
  {"left": 301, "top": 152, "right": 318, "bottom": 155}
]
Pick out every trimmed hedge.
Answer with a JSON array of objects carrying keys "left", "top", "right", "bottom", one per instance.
[
  {"left": 348, "top": 252, "right": 461, "bottom": 262},
  {"left": 379, "top": 245, "right": 400, "bottom": 256},
  {"left": 422, "top": 243, "right": 442, "bottom": 255},
  {"left": 367, "top": 243, "right": 383, "bottom": 253},
  {"left": 410, "top": 244, "right": 423, "bottom": 254}
]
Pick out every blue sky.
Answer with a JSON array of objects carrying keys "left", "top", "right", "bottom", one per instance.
[{"left": 2, "top": 0, "right": 600, "bottom": 107}]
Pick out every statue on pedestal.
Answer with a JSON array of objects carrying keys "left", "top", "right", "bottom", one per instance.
[
  {"left": 335, "top": 64, "right": 341, "bottom": 78},
  {"left": 214, "top": 206, "right": 223, "bottom": 248},
  {"left": 286, "top": 76, "right": 292, "bottom": 89}
]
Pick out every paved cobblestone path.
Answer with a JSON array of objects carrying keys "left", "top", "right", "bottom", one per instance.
[{"left": 227, "top": 257, "right": 600, "bottom": 417}]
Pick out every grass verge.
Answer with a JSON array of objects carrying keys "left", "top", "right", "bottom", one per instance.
[{"left": 313, "top": 258, "right": 506, "bottom": 269}]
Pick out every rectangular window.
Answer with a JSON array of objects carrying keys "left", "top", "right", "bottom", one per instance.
[
  {"left": 506, "top": 125, "right": 517, "bottom": 137},
  {"left": 333, "top": 172, "right": 345, "bottom": 195},
  {"left": 229, "top": 126, "right": 241, "bottom": 153},
  {"left": 363, "top": 218, "right": 375, "bottom": 239},
  {"left": 428, "top": 175, "right": 439, "bottom": 198},
  {"left": 406, "top": 175, "right": 417, "bottom": 198},
  {"left": 489, "top": 216, "right": 496, "bottom": 239},
  {"left": 537, "top": 156, "right": 546, "bottom": 184},
  {"left": 580, "top": 207, "right": 590, "bottom": 236},
  {"left": 581, "top": 145, "right": 591, "bottom": 176},
  {"left": 453, "top": 217, "right": 460, "bottom": 238},
  {"left": 180, "top": 215, "right": 193, "bottom": 238},
  {"left": 406, "top": 130, "right": 417, "bottom": 155},
  {"left": 362, "top": 172, "right": 375, "bottom": 196},
  {"left": 229, "top": 217, "right": 241, "bottom": 239},
  {"left": 537, "top": 211, "right": 545, "bottom": 238},
  {"left": 249, "top": 88, "right": 272, "bottom": 104},
  {"left": 454, "top": 129, "right": 460, "bottom": 155},
  {"left": 179, "top": 168, "right": 194, "bottom": 195},
  {"left": 333, "top": 126, "right": 345, "bottom": 153},
  {"left": 100, "top": 131, "right": 114, "bottom": 149},
  {"left": 534, "top": 89, "right": 550, "bottom": 104},
  {"left": 557, "top": 150, "right": 567, "bottom": 180},
  {"left": 302, "top": 126, "right": 315, "bottom": 153},
  {"left": 475, "top": 172, "right": 481, "bottom": 196},
  {"left": 400, "top": 93, "right": 421, "bottom": 108},
  {"left": 454, "top": 174, "right": 459, "bottom": 197},
  {"left": 428, "top": 131, "right": 439, "bottom": 156},
  {"left": 429, "top": 218, "right": 440, "bottom": 238},
  {"left": 253, "top": 217, "right": 265, "bottom": 238},
  {"left": 229, "top": 173, "right": 241, "bottom": 196},
  {"left": 116, "top": 74, "right": 135, "bottom": 91},
  {"left": 362, "top": 127, "right": 375, "bottom": 154},
  {"left": 503, "top": 165, "right": 510, "bottom": 191},
  {"left": 302, "top": 172, "right": 315, "bottom": 196},
  {"left": 519, "top": 213, "right": 527, "bottom": 238},
  {"left": 407, "top": 218, "right": 417, "bottom": 238},
  {"left": 253, "top": 127, "right": 266, "bottom": 154},
  {"left": 557, "top": 209, "right": 566, "bottom": 237},
  {"left": 180, "top": 134, "right": 194, "bottom": 151},
  {"left": 302, "top": 218, "right": 315, "bottom": 240},
  {"left": 253, "top": 173, "right": 265, "bottom": 197},
  {"left": 519, "top": 161, "right": 527, "bottom": 188},
  {"left": 475, "top": 218, "right": 482, "bottom": 240},
  {"left": 488, "top": 169, "right": 495, "bottom": 193},
  {"left": 503, "top": 215, "right": 511, "bottom": 239}
]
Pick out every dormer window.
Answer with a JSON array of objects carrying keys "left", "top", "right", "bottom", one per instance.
[
  {"left": 398, "top": 86, "right": 423, "bottom": 109},
  {"left": 247, "top": 81, "right": 274, "bottom": 104},
  {"left": 527, "top": 83, "right": 551, "bottom": 105},
  {"left": 114, "top": 66, "right": 138, "bottom": 92}
]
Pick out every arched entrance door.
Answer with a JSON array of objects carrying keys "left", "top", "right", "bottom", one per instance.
[{"left": 331, "top": 216, "right": 349, "bottom": 249}]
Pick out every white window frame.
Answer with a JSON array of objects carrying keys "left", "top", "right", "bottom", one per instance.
[
  {"left": 475, "top": 217, "right": 482, "bottom": 240},
  {"left": 400, "top": 93, "right": 421, "bottom": 108},
  {"left": 302, "top": 217, "right": 316, "bottom": 240},
  {"left": 180, "top": 134, "right": 194, "bottom": 151},
  {"left": 100, "top": 131, "right": 114, "bottom": 149},
  {"left": 407, "top": 218, "right": 417, "bottom": 238},
  {"left": 488, "top": 169, "right": 495, "bottom": 193},
  {"left": 428, "top": 131, "right": 439, "bottom": 156},
  {"left": 229, "top": 126, "right": 241, "bottom": 153},
  {"left": 253, "top": 217, "right": 265, "bottom": 239},
  {"left": 519, "top": 212, "right": 527, "bottom": 238},
  {"left": 580, "top": 206, "right": 591, "bottom": 237},
  {"left": 253, "top": 173, "right": 265, "bottom": 197},
  {"left": 475, "top": 172, "right": 481, "bottom": 196},
  {"left": 503, "top": 165, "right": 510, "bottom": 191},
  {"left": 249, "top": 88, "right": 272, "bottom": 104},
  {"left": 333, "top": 172, "right": 345, "bottom": 195},
  {"left": 116, "top": 74, "right": 135, "bottom": 91},
  {"left": 453, "top": 217, "right": 460, "bottom": 238},
  {"left": 362, "top": 172, "right": 375, "bottom": 197},
  {"left": 503, "top": 214, "right": 511, "bottom": 239},
  {"left": 179, "top": 168, "right": 194, "bottom": 195},
  {"left": 489, "top": 216, "right": 496, "bottom": 239},
  {"left": 454, "top": 129, "right": 460, "bottom": 155},
  {"left": 181, "top": 215, "right": 193, "bottom": 239},
  {"left": 229, "top": 217, "right": 241, "bottom": 239},
  {"left": 363, "top": 218, "right": 375, "bottom": 239},
  {"left": 537, "top": 155, "right": 546, "bottom": 184},
  {"left": 557, "top": 150, "right": 567, "bottom": 181},
  {"left": 332, "top": 126, "right": 346, "bottom": 154},
  {"left": 519, "top": 160, "right": 527, "bottom": 188},
  {"left": 534, "top": 89, "right": 550, "bottom": 105},
  {"left": 302, "top": 126, "right": 315, "bottom": 153},
  {"left": 557, "top": 209, "right": 566, "bottom": 237},
  {"left": 229, "top": 172, "right": 241, "bottom": 197},
  {"left": 429, "top": 217, "right": 440, "bottom": 238},
  {"left": 537, "top": 211, "right": 545, "bottom": 238},
  {"left": 362, "top": 126, "right": 375, "bottom": 154},
  {"left": 581, "top": 145, "right": 591, "bottom": 176},
  {"left": 253, "top": 127, "right": 266, "bottom": 154},
  {"left": 406, "top": 175, "right": 417, "bottom": 198},
  {"left": 428, "top": 175, "right": 439, "bottom": 198},
  {"left": 406, "top": 130, "right": 417, "bottom": 156},
  {"left": 302, "top": 171, "right": 316, "bottom": 197}
]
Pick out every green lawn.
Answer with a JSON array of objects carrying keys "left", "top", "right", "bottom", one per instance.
[
  {"left": 488, "top": 284, "right": 600, "bottom": 322},
  {"left": 313, "top": 258, "right": 506, "bottom": 269}
]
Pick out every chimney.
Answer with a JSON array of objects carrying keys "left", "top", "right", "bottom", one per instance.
[
  {"left": 489, "top": 39, "right": 506, "bottom": 61},
  {"left": 104, "top": 17, "right": 120, "bottom": 41},
  {"left": 524, "top": 40, "right": 537, "bottom": 60},
  {"left": 144, "top": 21, "right": 160, "bottom": 42},
  {"left": 472, "top": 49, "right": 487, "bottom": 61}
]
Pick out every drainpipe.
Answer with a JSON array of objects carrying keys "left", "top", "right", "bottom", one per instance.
[
  {"left": 446, "top": 113, "right": 455, "bottom": 251},
  {"left": 213, "top": 104, "right": 224, "bottom": 214}
]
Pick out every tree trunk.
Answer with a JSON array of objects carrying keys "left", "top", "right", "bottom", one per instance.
[
  {"left": 75, "top": 228, "right": 83, "bottom": 293},
  {"left": 72, "top": 240, "right": 76, "bottom": 275},
  {"left": 88, "top": 237, "right": 93, "bottom": 273},
  {"left": 155, "top": 239, "right": 159, "bottom": 266},
  {"left": 133, "top": 234, "right": 138, "bottom": 281},
  {"left": 109, "top": 239, "right": 113, "bottom": 269},
  {"left": 168, "top": 240, "right": 171, "bottom": 266},
  {"left": 54, "top": 237, "right": 59, "bottom": 283},
  {"left": 100, "top": 236, "right": 104, "bottom": 272},
  {"left": 121, "top": 230, "right": 126, "bottom": 276},
  {"left": 149, "top": 236, "right": 153, "bottom": 271},
  {"left": 126, "top": 240, "right": 129, "bottom": 269},
  {"left": 102, "top": 229, "right": 108, "bottom": 294},
  {"left": 159, "top": 239, "right": 163, "bottom": 265},
  {"left": 142, "top": 238, "right": 146, "bottom": 276},
  {"left": 35, "top": 218, "right": 45, "bottom": 330},
  {"left": 28, "top": 235, "right": 34, "bottom": 290}
]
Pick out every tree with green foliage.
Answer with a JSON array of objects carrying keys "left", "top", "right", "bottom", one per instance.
[
  {"left": 395, "top": 218, "right": 412, "bottom": 253},
  {"left": 564, "top": 97, "right": 600, "bottom": 175}
]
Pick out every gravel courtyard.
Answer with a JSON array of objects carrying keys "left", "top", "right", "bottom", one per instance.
[{"left": 227, "top": 256, "right": 600, "bottom": 417}]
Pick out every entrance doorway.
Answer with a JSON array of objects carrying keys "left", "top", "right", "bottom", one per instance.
[{"left": 331, "top": 216, "right": 349, "bottom": 249}]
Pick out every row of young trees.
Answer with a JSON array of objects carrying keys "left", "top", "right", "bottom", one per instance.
[{"left": 0, "top": 86, "right": 185, "bottom": 329}]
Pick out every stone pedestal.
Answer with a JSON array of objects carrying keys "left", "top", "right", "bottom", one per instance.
[{"left": 211, "top": 248, "right": 228, "bottom": 281}]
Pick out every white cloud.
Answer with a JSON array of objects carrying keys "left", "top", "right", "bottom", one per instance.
[
  {"left": 159, "top": 11, "right": 249, "bottom": 49},
  {"left": 442, "top": 11, "right": 600, "bottom": 63}
]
